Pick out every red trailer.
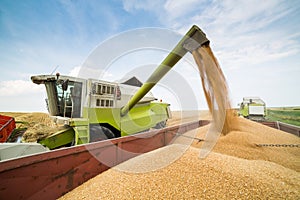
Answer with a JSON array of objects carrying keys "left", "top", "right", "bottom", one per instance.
[{"left": 0, "top": 115, "right": 16, "bottom": 143}]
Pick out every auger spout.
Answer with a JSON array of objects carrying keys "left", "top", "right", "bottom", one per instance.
[{"left": 120, "top": 25, "right": 209, "bottom": 116}]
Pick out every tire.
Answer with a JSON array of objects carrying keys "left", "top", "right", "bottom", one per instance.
[
  {"left": 154, "top": 120, "right": 167, "bottom": 129},
  {"left": 89, "top": 125, "right": 115, "bottom": 142}
]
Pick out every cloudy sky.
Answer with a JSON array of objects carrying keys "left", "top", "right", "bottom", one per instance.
[{"left": 0, "top": 0, "right": 299, "bottom": 112}]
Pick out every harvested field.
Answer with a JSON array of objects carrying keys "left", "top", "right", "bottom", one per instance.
[
  {"left": 0, "top": 112, "right": 56, "bottom": 129},
  {"left": 59, "top": 118, "right": 300, "bottom": 199},
  {"left": 0, "top": 112, "right": 64, "bottom": 142},
  {"left": 16, "top": 112, "right": 64, "bottom": 142}
]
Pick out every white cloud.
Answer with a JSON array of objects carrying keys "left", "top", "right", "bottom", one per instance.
[
  {"left": 126, "top": 0, "right": 299, "bottom": 69},
  {"left": 164, "top": 0, "right": 203, "bottom": 21},
  {"left": 215, "top": 32, "right": 299, "bottom": 70},
  {"left": 212, "top": 0, "right": 281, "bottom": 24},
  {"left": 68, "top": 66, "right": 81, "bottom": 77},
  {"left": 122, "top": 0, "right": 163, "bottom": 13},
  {"left": 0, "top": 80, "right": 44, "bottom": 97},
  {"left": 172, "top": 0, "right": 299, "bottom": 70},
  {"left": 120, "top": 0, "right": 300, "bottom": 107},
  {"left": 68, "top": 66, "right": 113, "bottom": 80}
]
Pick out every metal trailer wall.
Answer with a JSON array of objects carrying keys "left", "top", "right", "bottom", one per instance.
[
  {"left": 0, "top": 120, "right": 209, "bottom": 200},
  {"left": 276, "top": 121, "right": 300, "bottom": 137},
  {"left": 0, "top": 120, "right": 298, "bottom": 199}
]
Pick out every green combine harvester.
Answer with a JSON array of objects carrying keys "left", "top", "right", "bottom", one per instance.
[
  {"left": 238, "top": 97, "right": 266, "bottom": 121},
  {"left": 30, "top": 25, "right": 209, "bottom": 150}
]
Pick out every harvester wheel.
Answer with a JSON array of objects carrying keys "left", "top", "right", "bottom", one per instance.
[
  {"left": 89, "top": 125, "right": 115, "bottom": 142},
  {"left": 154, "top": 120, "right": 167, "bottom": 129}
]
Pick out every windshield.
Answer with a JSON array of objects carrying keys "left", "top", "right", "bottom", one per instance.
[{"left": 45, "top": 80, "right": 82, "bottom": 118}]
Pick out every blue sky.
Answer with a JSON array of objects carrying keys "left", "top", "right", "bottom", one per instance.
[{"left": 0, "top": 0, "right": 300, "bottom": 112}]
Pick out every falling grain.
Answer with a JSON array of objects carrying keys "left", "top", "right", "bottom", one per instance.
[{"left": 192, "top": 45, "right": 238, "bottom": 158}]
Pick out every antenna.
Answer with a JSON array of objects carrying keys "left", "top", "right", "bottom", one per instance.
[{"left": 51, "top": 65, "right": 59, "bottom": 75}]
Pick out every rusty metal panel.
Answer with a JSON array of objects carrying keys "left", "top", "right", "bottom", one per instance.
[
  {"left": 121, "top": 132, "right": 164, "bottom": 153},
  {"left": 260, "top": 121, "right": 277, "bottom": 129},
  {"left": 0, "top": 115, "right": 16, "bottom": 143},
  {"left": 0, "top": 145, "right": 112, "bottom": 199},
  {"left": 277, "top": 122, "right": 300, "bottom": 137}
]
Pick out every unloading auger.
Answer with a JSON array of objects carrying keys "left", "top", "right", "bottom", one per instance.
[{"left": 121, "top": 25, "right": 210, "bottom": 116}]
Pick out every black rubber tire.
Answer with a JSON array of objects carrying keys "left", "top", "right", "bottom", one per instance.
[
  {"left": 154, "top": 120, "right": 167, "bottom": 129},
  {"left": 89, "top": 125, "right": 115, "bottom": 142}
]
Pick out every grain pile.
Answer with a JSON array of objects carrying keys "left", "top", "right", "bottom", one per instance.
[
  {"left": 192, "top": 117, "right": 300, "bottom": 172},
  {"left": 59, "top": 118, "right": 300, "bottom": 200}
]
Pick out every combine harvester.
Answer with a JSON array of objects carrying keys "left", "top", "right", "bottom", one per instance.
[
  {"left": 238, "top": 97, "right": 266, "bottom": 121},
  {"left": 30, "top": 74, "right": 171, "bottom": 149},
  {"left": 0, "top": 25, "right": 211, "bottom": 199}
]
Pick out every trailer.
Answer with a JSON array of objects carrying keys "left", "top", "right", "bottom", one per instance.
[{"left": 0, "top": 115, "right": 16, "bottom": 143}]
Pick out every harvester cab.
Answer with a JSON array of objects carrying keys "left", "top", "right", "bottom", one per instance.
[
  {"left": 32, "top": 74, "right": 85, "bottom": 119},
  {"left": 31, "top": 25, "right": 210, "bottom": 150}
]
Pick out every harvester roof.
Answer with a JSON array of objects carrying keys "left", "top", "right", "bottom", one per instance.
[{"left": 242, "top": 97, "right": 265, "bottom": 105}]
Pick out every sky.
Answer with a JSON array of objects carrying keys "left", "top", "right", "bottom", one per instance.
[{"left": 0, "top": 0, "right": 300, "bottom": 112}]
